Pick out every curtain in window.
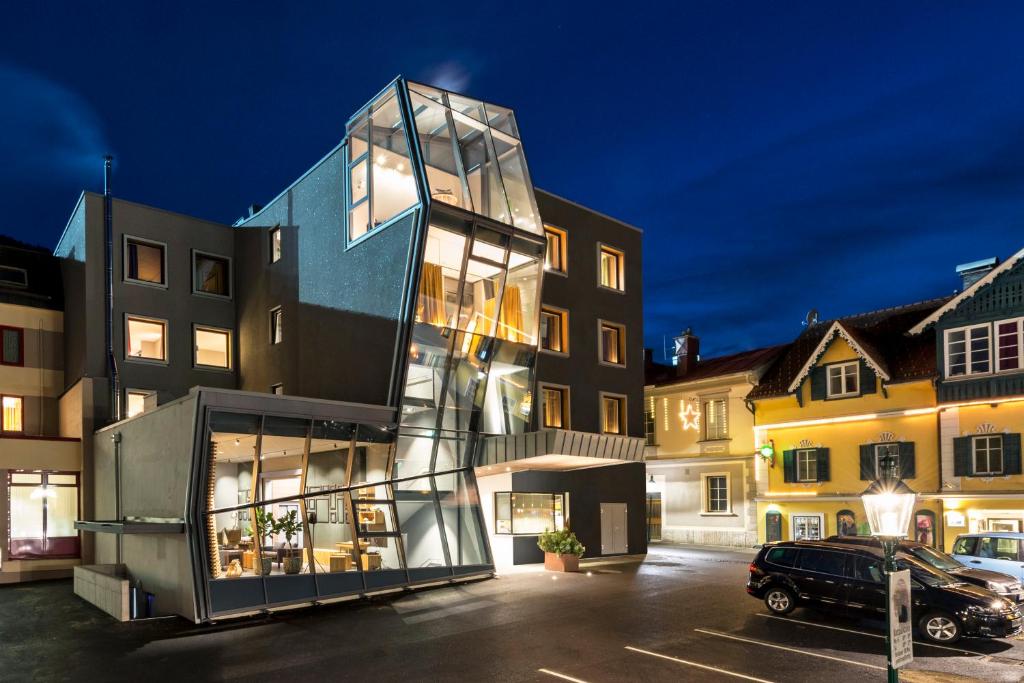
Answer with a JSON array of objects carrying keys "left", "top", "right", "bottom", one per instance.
[
  {"left": 497, "top": 285, "right": 523, "bottom": 342},
  {"left": 416, "top": 262, "right": 447, "bottom": 327}
]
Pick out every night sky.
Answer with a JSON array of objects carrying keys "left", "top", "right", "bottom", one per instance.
[{"left": 3, "top": 3, "right": 1024, "bottom": 360}]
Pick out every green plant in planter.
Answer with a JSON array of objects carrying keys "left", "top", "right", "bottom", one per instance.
[
  {"left": 536, "top": 528, "right": 585, "bottom": 557},
  {"left": 273, "top": 509, "right": 303, "bottom": 575},
  {"left": 252, "top": 508, "right": 276, "bottom": 575}
]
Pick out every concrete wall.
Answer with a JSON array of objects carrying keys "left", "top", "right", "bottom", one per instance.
[
  {"left": 534, "top": 190, "right": 644, "bottom": 437},
  {"left": 93, "top": 394, "right": 198, "bottom": 619},
  {"left": 234, "top": 146, "right": 415, "bottom": 407},
  {"left": 476, "top": 472, "right": 514, "bottom": 566}
]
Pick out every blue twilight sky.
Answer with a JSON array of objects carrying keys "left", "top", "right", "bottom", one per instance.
[{"left": 2, "top": 2, "right": 1023, "bottom": 360}]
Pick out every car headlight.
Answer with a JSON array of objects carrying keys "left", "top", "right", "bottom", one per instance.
[
  {"left": 987, "top": 581, "right": 1005, "bottom": 592},
  {"left": 968, "top": 601, "right": 1006, "bottom": 616}
]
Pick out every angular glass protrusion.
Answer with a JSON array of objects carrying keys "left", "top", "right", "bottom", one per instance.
[
  {"left": 436, "top": 472, "right": 489, "bottom": 566},
  {"left": 412, "top": 93, "right": 474, "bottom": 213},
  {"left": 489, "top": 128, "right": 541, "bottom": 233},
  {"left": 484, "top": 102, "right": 519, "bottom": 139},
  {"left": 482, "top": 338, "right": 537, "bottom": 435},
  {"left": 452, "top": 111, "right": 512, "bottom": 226},
  {"left": 395, "top": 478, "right": 449, "bottom": 568}
]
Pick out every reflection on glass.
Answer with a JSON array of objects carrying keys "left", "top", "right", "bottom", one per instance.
[
  {"left": 206, "top": 412, "right": 260, "bottom": 579},
  {"left": 352, "top": 485, "right": 403, "bottom": 571},
  {"left": 490, "top": 128, "right": 540, "bottom": 233},
  {"left": 498, "top": 239, "right": 542, "bottom": 344},
  {"left": 417, "top": 225, "right": 466, "bottom": 327},
  {"left": 453, "top": 111, "right": 510, "bottom": 226},
  {"left": 396, "top": 478, "right": 448, "bottom": 568},
  {"left": 482, "top": 339, "right": 536, "bottom": 435},
  {"left": 412, "top": 93, "right": 472, "bottom": 212},
  {"left": 494, "top": 492, "right": 565, "bottom": 535},
  {"left": 394, "top": 428, "right": 435, "bottom": 480},
  {"left": 437, "top": 472, "right": 488, "bottom": 566}
]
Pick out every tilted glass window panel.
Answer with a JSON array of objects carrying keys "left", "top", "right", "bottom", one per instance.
[
  {"left": 417, "top": 225, "right": 467, "bottom": 328},
  {"left": 350, "top": 158, "right": 368, "bottom": 205},
  {"left": 499, "top": 239, "right": 543, "bottom": 344},
  {"left": 370, "top": 93, "right": 418, "bottom": 228},
  {"left": 490, "top": 128, "right": 541, "bottom": 234},
  {"left": 483, "top": 338, "right": 537, "bottom": 436},
  {"left": 412, "top": 93, "right": 473, "bottom": 212},
  {"left": 484, "top": 102, "right": 519, "bottom": 139},
  {"left": 432, "top": 429, "right": 473, "bottom": 472},
  {"left": 404, "top": 323, "right": 453, "bottom": 429},
  {"left": 436, "top": 472, "right": 488, "bottom": 566},
  {"left": 352, "top": 423, "right": 396, "bottom": 486},
  {"left": 348, "top": 116, "right": 369, "bottom": 159},
  {"left": 452, "top": 111, "right": 511, "bottom": 225},
  {"left": 437, "top": 332, "right": 490, "bottom": 436},
  {"left": 307, "top": 490, "right": 359, "bottom": 574},
  {"left": 205, "top": 411, "right": 260, "bottom": 579},
  {"left": 447, "top": 92, "right": 488, "bottom": 124},
  {"left": 305, "top": 420, "right": 358, "bottom": 493},
  {"left": 394, "top": 428, "right": 437, "bottom": 480},
  {"left": 395, "top": 478, "right": 449, "bottom": 569},
  {"left": 408, "top": 81, "right": 445, "bottom": 103},
  {"left": 459, "top": 258, "right": 506, "bottom": 339}
]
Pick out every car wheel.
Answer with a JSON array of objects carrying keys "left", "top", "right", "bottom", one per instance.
[
  {"left": 919, "top": 612, "right": 962, "bottom": 643},
  {"left": 764, "top": 586, "right": 796, "bottom": 615}
]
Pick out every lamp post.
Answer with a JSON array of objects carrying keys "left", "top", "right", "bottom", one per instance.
[{"left": 861, "top": 453, "right": 916, "bottom": 683}]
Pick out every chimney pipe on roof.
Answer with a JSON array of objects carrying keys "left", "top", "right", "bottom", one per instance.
[
  {"left": 956, "top": 257, "right": 999, "bottom": 290},
  {"left": 674, "top": 328, "right": 700, "bottom": 375},
  {"left": 248, "top": 203, "right": 263, "bottom": 217}
]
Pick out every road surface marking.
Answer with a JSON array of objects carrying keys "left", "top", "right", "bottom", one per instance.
[
  {"left": 538, "top": 669, "right": 591, "bottom": 683},
  {"left": 694, "top": 628, "right": 884, "bottom": 670},
  {"left": 623, "top": 645, "right": 775, "bottom": 682},
  {"left": 754, "top": 613, "right": 980, "bottom": 656}
]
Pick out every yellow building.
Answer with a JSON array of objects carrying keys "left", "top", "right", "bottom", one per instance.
[
  {"left": 644, "top": 330, "right": 784, "bottom": 547},
  {"left": 908, "top": 250, "right": 1024, "bottom": 550},
  {"left": 749, "top": 299, "right": 949, "bottom": 547}
]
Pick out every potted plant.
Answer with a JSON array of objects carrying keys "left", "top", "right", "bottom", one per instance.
[
  {"left": 274, "top": 509, "right": 303, "bottom": 575},
  {"left": 252, "top": 508, "right": 275, "bottom": 576},
  {"left": 537, "top": 528, "right": 585, "bottom": 572}
]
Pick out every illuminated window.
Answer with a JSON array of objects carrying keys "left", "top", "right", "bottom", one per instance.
[
  {"left": 194, "top": 326, "right": 231, "bottom": 369},
  {"left": 8, "top": 471, "right": 80, "bottom": 560},
  {"left": 703, "top": 398, "right": 728, "bottom": 440},
  {"left": 193, "top": 251, "right": 231, "bottom": 298},
  {"left": 644, "top": 399, "right": 656, "bottom": 446},
  {"left": 826, "top": 361, "right": 859, "bottom": 398},
  {"left": 540, "top": 307, "right": 568, "bottom": 354},
  {"left": 269, "top": 227, "right": 282, "bottom": 263},
  {"left": 540, "top": 385, "right": 569, "bottom": 429},
  {"left": 703, "top": 474, "right": 729, "bottom": 513},
  {"left": 494, "top": 492, "right": 566, "bottom": 535},
  {"left": 973, "top": 436, "right": 1004, "bottom": 476},
  {"left": 945, "top": 324, "right": 991, "bottom": 377},
  {"left": 796, "top": 449, "right": 818, "bottom": 482},
  {"left": 125, "top": 316, "right": 167, "bottom": 362},
  {"left": 1, "top": 325, "right": 24, "bottom": 366},
  {"left": 599, "top": 321, "right": 626, "bottom": 366},
  {"left": 124, "top": 236, "right": 166, "bottom": 286},
  {"left": 601, "top": 393, "right": 626, "bottom": 435},
  {"left": 874, "top": 443, "right": 901, "bottom": 478},
  {"left": 544, "top": 225, "right": 567, "bottom": 273},
  {"left": 598, "top": 245, "right": 624, "bottom": 291},
  {"left": 270, "top": 307, "right": 283, "bottom": 345},
  {"left": 271, "top": 384, "right": 284, "bottom": 395},
  {"left": 2, "top": 395, "right": 23, "bottom": 432},
  {"left": 125, "top": 390, "right": 153, "bottom": 418}
]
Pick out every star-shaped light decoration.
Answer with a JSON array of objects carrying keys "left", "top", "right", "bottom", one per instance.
[{"left": 679, "top": 401, "right": 701, "bottom": 431}]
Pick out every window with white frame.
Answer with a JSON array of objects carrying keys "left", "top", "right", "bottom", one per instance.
[
  {"left": 703, "top": 474, "right": 729, "bottom": 513},
  {"left": 997, "top": 319, "right": 1023, "bottom": 372},
  {"left": 703, "top": 397, "right": 728, "bottom": 440},
  {"left": 973, "top": 435, "right": 1004, "bottom": 475},
  {"left": 269, "top": 227, "right": 282, "bottom": 263},
  {"left": 827, "top": 361, "right": 859, "bottom": 398},
  {"left": 874, "top": 443, "right": 901, "bottom": 478},
  {"left": 946, "top": 324, "right": 991, "bottom": 377},
  {"left": 796, "top": 449, "right": 818, "bottom": 482},
  {"left": 269, "top": 307, "right": 283, "bottom": 345}
]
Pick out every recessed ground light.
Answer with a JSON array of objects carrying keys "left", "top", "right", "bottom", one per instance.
[
  {"left": 586, "top": 571, "right": 593, "bottom": 577},
  {"left": 234, "top": 438, "right": 240, "bottom": 446}
]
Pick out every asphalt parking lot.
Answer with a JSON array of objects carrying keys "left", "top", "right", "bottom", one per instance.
[{"left": 2, "top": 545, "right": 1024, "bottom": 682}]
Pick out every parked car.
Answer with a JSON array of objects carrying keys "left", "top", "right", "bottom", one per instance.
[
  {"left": 747, "top": 540, "right": 1022, "bottom": 643},
  {"left": 825, "top": 535, "right": 1023, "bottom": 601},
  {"left": 952, "top": 533, "right": 1024, "bottom": 584}
]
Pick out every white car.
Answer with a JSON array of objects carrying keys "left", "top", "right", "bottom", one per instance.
[{"left": 952, "top": 533, "right": 1024, "bottom": 583}]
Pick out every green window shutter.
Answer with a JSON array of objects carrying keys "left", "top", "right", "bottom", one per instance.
[
  {"left": 899, "top": 441, "right": 916, "bottom": 479},
  {"left": 1004, "top": 434, "right": 1022, "bottom": 476},
  {"left": 810, "top": 367, "right": 827, "bottom": 401},
  {"left": 859, "top": 444, "right": 874, "bottom": 480},
  {"left": 816, "top": 448, "right": 830, "bottom": 482},
  {"left": 859, "top": 361, "right": 877, "bottom": 394},
  {"left": 953, "top": 437, "right": 971, "bottom": 477},
  {"left": 783, "top": 450, "right": 796, "bottom": 483}
]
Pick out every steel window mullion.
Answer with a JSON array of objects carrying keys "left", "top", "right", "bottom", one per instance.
[{"left": 430, "top": 475, "right": 454, "bottom": 572}]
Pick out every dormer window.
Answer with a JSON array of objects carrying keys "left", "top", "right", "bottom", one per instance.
[
  {"left": 945, "top": 324, "right": 992, "bottom": 377},
  {"left": 827, "top": 361, "right": 859, "bottom": 398},
  {"left": 0, "top": 266, "right": 27, "bottom": 288}
]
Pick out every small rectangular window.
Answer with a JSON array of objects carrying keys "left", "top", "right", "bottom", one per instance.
[
  {"left": 598, "top": 245, "right": 624, "bottom": 291},
  {"left": 271, "top": 384, "right": 284, "bottom": 395},
  {"left": 125, "top": 390, "right": 154, "bottom": 418},
  {"left": 973, "top": 435, "right": 1004, "bottom": 475},
  {"left": 540, "top": 385, "right": 569, "bottom": 429},
  {"left": 1, "top": 395, "right": 23, "bottom": 432},
  {"left": 703, "top": 398, "right": 728, "bottom": 440},
  {"left": 193, "top": 251, "right": 231, "bottom": 298},
  {"left": 705, "top": 475, "right": 728, "bottom": 513},
  {"left": 544, "top": 225, "right": 567, "bottom": 274},
  {"left": 269, "top": 227, "right": 282, "bottom": 263},
  {"left": 493, "top": 492, "right": 566, "bottom": 535},
  {"left": 0, "top": 265, "right": 28, "bottom": 287},
  {"left": 1, "top": 326, "right": 24, "bottom": 366},
  {"left": 599, "top": 321, "right": 626, "bottom": 366},
  {"left": 194, "top": 326, "right": 231, "bottom": 369},
  {"left": 826, "top": 361, "right": 859, "bottom": 398},
  {"left": 601, "top": 393, "right": 626, "bottom": 435},
  {"left": 270, "top": 307, "right": 283, "bottom": 344},
  {"left": 996, "top": 319, "right": 1023, "bottom": 372},
  {"left": 125, "top": 316, "right": 167, "bottom": 362},
  {"left": 946, "top": 324, "right": 992, "bottom": 377},
  {"left": 874, "top": 443, "right": 901, "bottom": 478},
  {"left": 644, "top": 398, "right": 656, "bottom": 446},
  {"left": 796, "top": 449, "right": 818, "bottom": 482},
  {"left": 124, "top": 237, "right": 166, "bottom": 285},
  {"left": 540, "top": 307, "right": 568, "bottom": 354}
]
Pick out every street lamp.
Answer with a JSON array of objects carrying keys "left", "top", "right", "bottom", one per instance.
[{"left": 861, "top": 453, "right": 916, "bottom": 683}]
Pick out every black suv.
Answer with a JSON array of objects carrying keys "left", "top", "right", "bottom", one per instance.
[
  {"left": 824, "top": 535, "right": 1024, "bottom": 602},
  {"left": 747, "top": 541, "right": 1022, "bottom": 643}
]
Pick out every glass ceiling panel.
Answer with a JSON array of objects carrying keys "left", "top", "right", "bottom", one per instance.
[
  {"left": 447, "top": 93, "right": 488, "bottom": 125},
  {"left": 452, "top": 111, "right": 511, "bottom": 226},
  {"left": 412, "top": 93, "right": 474, "bottom": 213},
  {"left": 484, "top": 103, "right": 519, "bottom": 139}
]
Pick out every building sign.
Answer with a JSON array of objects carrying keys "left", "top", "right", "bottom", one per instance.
[
  {"left": 945, "top": 510, "right": 965, "bottom": 527},
  {"left": 889, "top": 569, "right": 914, "bottom": 669}
]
